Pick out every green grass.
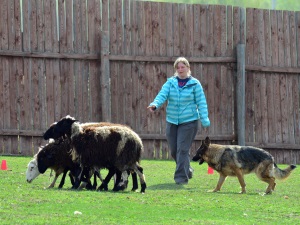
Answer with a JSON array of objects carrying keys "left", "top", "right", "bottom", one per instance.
[{"left": 0, "top": 156, "right": 299, "bottom": 225}]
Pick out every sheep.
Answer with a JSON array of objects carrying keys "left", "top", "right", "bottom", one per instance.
[
  {"left": 46, "top": 115, "right": 147, "bottom": 193},
  {"left": 26, "top": 139, "right": 78, "bottom": 188},
  {"left": 43, "top": 120, "right": 140, "bottom": 192},
  {"left": 26, "top": 138, "right": 101, "bottom": 189}
]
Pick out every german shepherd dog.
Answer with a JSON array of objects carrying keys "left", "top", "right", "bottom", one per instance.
[{"left": 192, "top": 137, "right": 296, "bottom": 194}]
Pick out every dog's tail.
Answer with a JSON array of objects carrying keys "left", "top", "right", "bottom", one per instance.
[{"left": 274, "top": 163, "right": 296, "bottom": 180}]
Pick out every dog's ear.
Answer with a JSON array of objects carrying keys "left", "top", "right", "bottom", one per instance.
[{"left": 204, "top": 136, "right": 211, "bottom": 146}]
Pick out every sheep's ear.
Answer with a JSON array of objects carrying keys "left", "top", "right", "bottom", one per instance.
[{"left": 65, "top": 115, "right": 77, "bottom": 121}]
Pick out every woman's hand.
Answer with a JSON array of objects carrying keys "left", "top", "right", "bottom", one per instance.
[{"left": 147, "top": 105, "right": 156, "bottom": 112}]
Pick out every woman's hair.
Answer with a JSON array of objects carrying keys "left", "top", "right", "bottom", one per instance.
[{"left": 173, "top": 57, "right": 191, "bottom": 76}]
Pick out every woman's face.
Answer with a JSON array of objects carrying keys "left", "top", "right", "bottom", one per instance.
[{"left": 176, "top": 62, "right": 189, "bottom": 79}]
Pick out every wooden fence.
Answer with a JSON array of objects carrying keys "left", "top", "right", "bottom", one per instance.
[{"left": 0, "top": 0, "right": 299, "bottom": 164}]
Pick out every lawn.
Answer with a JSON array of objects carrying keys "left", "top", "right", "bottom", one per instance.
[{"left": 0, "top": 156, "right": 299, "bottom": 225}]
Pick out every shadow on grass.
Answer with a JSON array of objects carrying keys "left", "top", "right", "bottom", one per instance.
[{"left": 147, "top": 182, "right": 201, "bottom": 190}]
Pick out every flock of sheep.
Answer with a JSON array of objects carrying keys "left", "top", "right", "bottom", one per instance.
[{"left": 26, "top": 115, "right": 147, "bottom": 193}]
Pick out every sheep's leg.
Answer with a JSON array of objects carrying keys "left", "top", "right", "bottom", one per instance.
[
  {"left": 131, "top": 171, "right": 138, "bottom": 192},
  {"left": 58, "top": 169, "right": 69, "bottom": 188},
  {"left": 89, "top": 169, "right": 103, "bottom": 190},
  {"left": 134, "top": 164, "right": 146, "bottom": 193},
  {"left": 80, "top": 167, "right": 94, "bottom": 190},
  {"left": 48, "top": 174, "right": 59, "bottom": 188},
  {"left": 69, "top": 172, "right": 75, "bottom": 186},
  {"left": 92, "top": 170, "right": 99, "bottom": 190},
  {"left": 97, "top": 168, "right": 115, "bottom": 191},
  {"left": 72, "top": 167, "right": 84, "bottom": 189},
  {"left": 112, "top": 169, "right": 123, "bottom": 191},
  {"left": 113, "top": 170, "right": 129, "bottom": 191}
]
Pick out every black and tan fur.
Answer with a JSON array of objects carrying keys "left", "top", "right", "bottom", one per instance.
[{"left": 192, "top": 137, "right": 296, "bottom": 194}]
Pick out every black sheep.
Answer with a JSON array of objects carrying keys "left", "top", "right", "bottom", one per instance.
[
  {"left": 46, "top": 116, "right": 146, "bottom": 193},
  {"left": 26, "top": 139, "right": 81, "bottom": 189}
]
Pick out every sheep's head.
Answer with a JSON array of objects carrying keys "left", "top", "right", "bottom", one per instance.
[
  {"left": 26, "top": 158, "right": 41, "bottom": 183},
  {"left": 50, "top": 115, "right": 77, "bottom": 140},
  {"left": 43, "top": 122, "right": 57, "bottom": 140},
  {"left": 37, "top": 145, "right": 55, "bottom": 174}
]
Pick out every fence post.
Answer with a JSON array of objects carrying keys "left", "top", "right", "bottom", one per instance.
[
  {"left": 237, "top": 44, "right": 245, "bottom": 146},
  {"left": 101, "top": 30, "right": 111, "bottom": 122}
]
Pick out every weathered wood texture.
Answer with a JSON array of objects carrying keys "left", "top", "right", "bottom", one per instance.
[
  {"left": 0, "top": 0, "right": 299, "bottom": 164},
  {"left": 0, "top": 0, "right": 102, "bottom": 156}
]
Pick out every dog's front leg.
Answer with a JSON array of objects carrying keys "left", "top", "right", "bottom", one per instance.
[{"left": 212, "top": 174, "right": 227, "bottom": 192}]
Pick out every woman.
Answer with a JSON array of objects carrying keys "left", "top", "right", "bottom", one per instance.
[{"left": 147, "top": 57, "right": 210, "bottom": 185}]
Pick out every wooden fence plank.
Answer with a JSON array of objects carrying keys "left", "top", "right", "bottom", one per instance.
[
  {"left": 287, "top": 75, "right": 295, "bottom": 144},
  {"left": 166, "top": 3, "right": 173, "bottom": 56},
  {"left": 252, "top": 9, "right": 264, "bottom": 143},
  {"left": 73, "top": 0, "right": 82, "bottom": 53},
  {"left": 186, "top": 4, "right": 194, "bottom": 56},
  {"left": 173, "top": 4, "right": 180, "bottom": 56},
  {"left": 36, "top": 0, "right": 44, "bottom": 51},
  {"left": 159, "top": 3, "right": 167, "bottom": 56},
  {"left": 152, "top": 2, "right": 160, "bottom": 56},
  {"left": 292, "top": 76, "right": 300, "bottom": 144},
  {"left": 82, "top": 63, "right": 90, "bottom": 121},
  {"left": 46, "top": 60, "right": 54, "bottom": 125},
  {"left": 200, "top": 5, "right": 207, "bottom": 57},
  {"left": 297, "top": 12, "right": 300, "bottom": 66},
  {"left": 213, "top": 65, "right": 222, "bottom": 134},
  {"left": 0, "top": 58, "right": 3, "bottom": 153},
  {"left": 233, "top": 7, "right": 241, "bottom": 57},
  {"left": 131, "top": 0, "right": 138, "bottom": 56},
  {"left": 207, "top": 5, "right": 214, "bottom": 57},
  {"left": 109, "top": 0, "right": 117, "bottom": 55},
  {"left": 131, "top": 62, "right": 139, "bottom": 130},
  {"left": 124, "top": 0, "right": 131, "bottom": 55},
  {"left": 124, "top": 62, "right": 132, "bottom": 126},
  {"left": 220, "top": 5, "right": 227, "bottom": 56},
  {"left": 226, "top": 6, "right": 233, "bottom": 56},
  {"left": 213, "top": 5, "right": 221, "bottom": 57},
  {"left": 90, "top": 61, "right": 101, "bottom": 122},
  {"left": 144, "top": 1, "right": 152, "bottom": 56},
  {"left": 283, "top": 11, "right": 291, "bottom": 67},
  {"left": 31, "top": 59, "right": 44, "bottom": 154},
  {"left": 193, "top": 5, "right": 201, "bottom": 57},
  {"left": 118, "top": 63, "right": 125, "bottom": 123},
  {"left": 289, "top": 12, "right": 297, "bottom": 67},
  {"left": 116, "top": 0, "right": 123, "bottom": 54},
  {"left": 58, "top": 0, "right": 66, "bottom": 53},
  {"left": 245, "top": 8, "right": 254, "bottom": 143},
  {"left": 44, "top": 0, "right": 52, "bottom": 52},
  {"left": 88, "top": 0, "right": 96, "bottom": 52},
  {"left": 68, "top": 60, "right": 75, "bottom": 117},
  {"left": 179, "top": 4, "right": 186, "bottom": 55},
  {"left": 21, "top": 0, "right": 31, "bottom": 155},
  {"left": 1, "top": 0, "right": 9, "bottom": 50},
  {"left": 111, "top": 61, "right": 118, "bottom": 123},
  {"left": 137, "top": 1, "right": 145, "bottom": 56}
]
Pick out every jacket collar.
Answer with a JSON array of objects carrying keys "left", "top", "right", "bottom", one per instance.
[{"left": 169, "top": 75, "right": 197, "bottom": 87}]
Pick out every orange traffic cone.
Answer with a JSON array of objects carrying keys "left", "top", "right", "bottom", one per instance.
[
  {"left": 1, "top": 160, "right": 7, "bottom": 170},
  {"left": 208, "top": 166, "right": 214, "bottom": 174}
]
